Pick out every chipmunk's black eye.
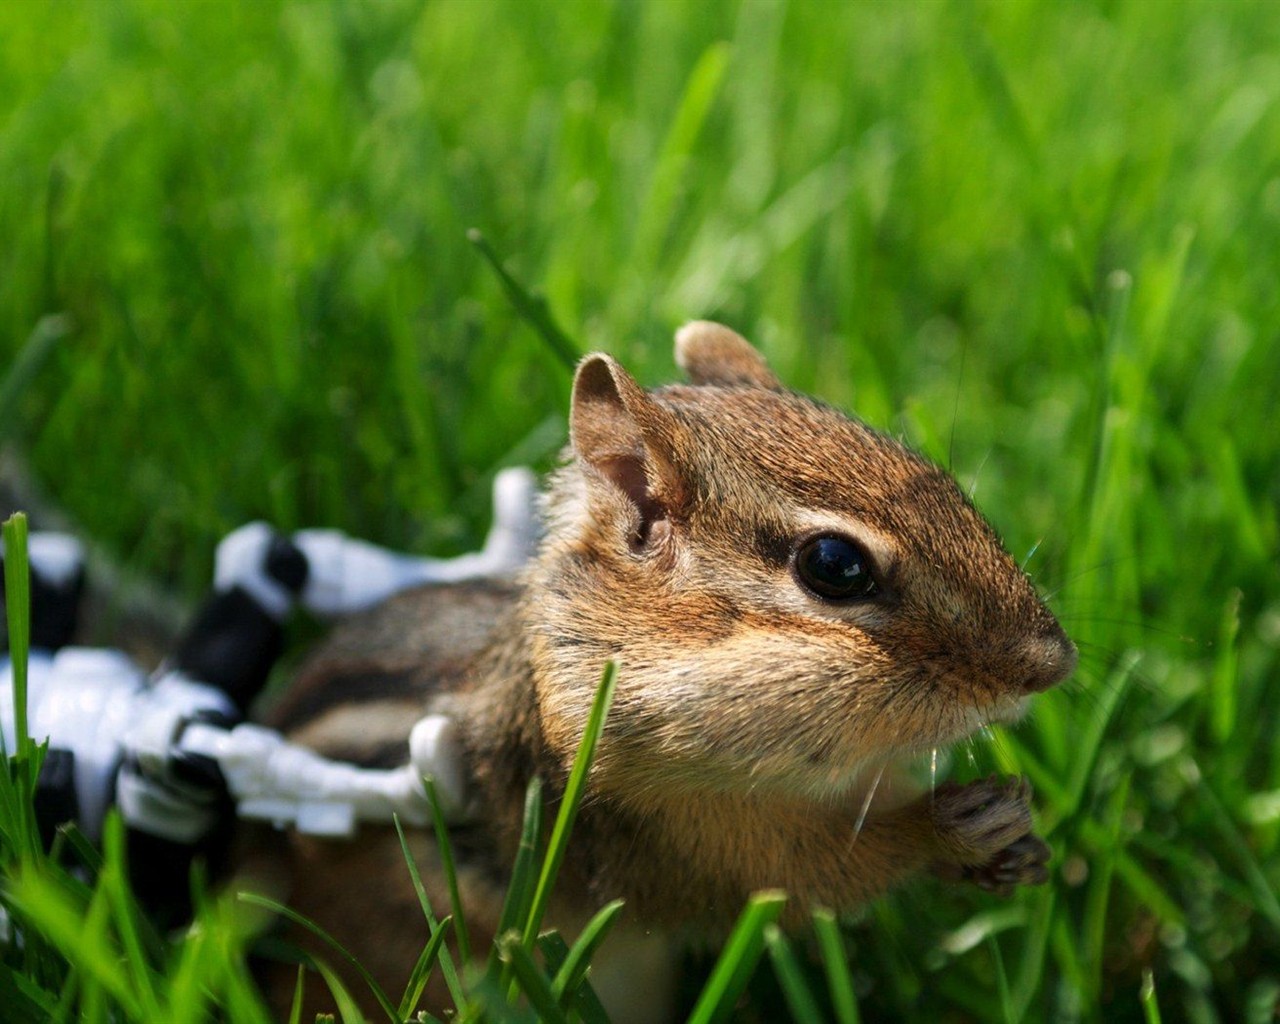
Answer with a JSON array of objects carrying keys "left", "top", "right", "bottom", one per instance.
[{"left": 794, "top": 535, "right": 879, "bottom": 601}]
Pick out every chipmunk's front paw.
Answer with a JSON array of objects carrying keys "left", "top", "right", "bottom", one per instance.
[{"left": 929, "top": 775, "right": 1050, "bottom": 895}]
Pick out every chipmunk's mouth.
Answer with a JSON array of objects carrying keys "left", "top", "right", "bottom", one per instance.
[
  {"left": 783, "top": 692, "right": 1034, "bottom": 804},
  {"left": 951, "top": 691, "right": 1031, "bottom": 740},
  {"left": 982, "top": 693, "right": 1033, "bottom": 728},
  {"left": 901, "top": 696, "right": 1029, "bottom": 783}
]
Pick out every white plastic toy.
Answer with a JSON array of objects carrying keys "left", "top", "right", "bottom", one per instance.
[{"left": 0, "top": 467, "right": 538, "bottom": 912}]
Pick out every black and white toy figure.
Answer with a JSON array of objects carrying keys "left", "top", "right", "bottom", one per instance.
[{"left": 0, "top": 467, "right": 538, "bottom": 922}]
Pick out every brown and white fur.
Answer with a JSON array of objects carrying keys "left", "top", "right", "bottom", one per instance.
[{"left": 243, "top": 322, "right": 1076, "bottom": 1020}]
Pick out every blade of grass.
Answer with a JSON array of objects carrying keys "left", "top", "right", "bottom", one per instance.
[
  {"left": 422, "top": 778, "right": 473, "bottom": 966},
  {"left": 1209, "top": 589, "right": 1241, "bottom": 745},
  {"left": 537, "top": 930, "right": 611, "bottom": 1024},
  {"left": 468, "top": 229, "right": 579, "bottom": 371},
  {"left": 0, "top": 315, "right": 71, "bottom": 444},
  {"left": 6, "top": 870, "right": 143, "bottom": 1019},
  {"left": 1195, "top": 767, "right": 1280, "bottom": 935},
  {"left": 549, "top": 897, "right": 624, "bottom": 1007},
  {"left": 937, "top": 907, "right": 1026, "bottom": 958},
  {"left": 489, "top": 776, "right": 544, "bottom": 979},
  {"left": 521, "top": 660, "right": 617, "bottom": 948},
  {"left": 100, "top": 815, "right": 166, "bottom": 987},
  {"left": 53, "top": 821, "right": 105, "bottom": 871},
  {"left": 3, "top": 513, "right": 33, "bottom": 764},
  {"left": 1081, "top": 268, "right": 1137, "bottom": 584},
  {"left": 236, "top": 892, "right": 400, "bottom": 1023},
  {"left": 1082, "top": 774, "right": 1131, "bottom": 1006},
  {"left": 812, "top": 908, "right": 860, "bottom": 1024},
  {"left": 496, "top": 931, "right": 569, "bottom": 1024},
  {"left": 1046, "top": 650, "right": 1141, "bottom": 834},
  {"left": 986, "top": 735, "right": 1068, "bottom": 808},
  {"left": 1010, "top": 887, "right": 1055, "bottom": 1022},
  {"left": 466, "top": 970, "right": 538, "bottom": 1024},
  {"left": 950, "top": 2, "right": 1096, "bottom": 321},
  {"left": 1140, "top": 969, "right": 1162, "bottom": 1024},
  {"left": 393, "top": 814, "right": 465, "bottom": 1007},
  {"left": 765, "top": 924, "right": 824, "bottom": 1022},
  {"left": 311, "top": 957, "right": 370, "bottom": 1024},
  {"left": 685, "top": 890, "right": 788, "bottom": 1024},
  {"left": 82, "top": 975, "right": 105, "bottom": 1024},
  {"left": 98, "top": 881, "right": 162, "bottom": 1020},
  {"left": 287, "top": 964, "right": 305, "bottom": 1024},
  {"left": 397, "top": 916, "right": 453, "bottom": 1019},
  {"left": 987, "top": 933, "right": 1013, "bottom": 1024},
  {"left": 1049, "top": 911, "right": 1088, "bottom": 1008},
  {"left": 630, "top": 41, "right": 733, "bottom": 272},
  {"left": 1006, "top": 764, "right": 1183, "bottom": 929},
  {"left": 536, "top": 930, "right": 568, "bottom": 974},
  {"left": 215, "top": 934, "right": 274, "bottom": 1024},
  {"left": 0, "top": 519, "right": 46, "bottom": 887},
  {"left": 0, "top": 965, "right": 56, "bottom": 1024},
  {"left": 52, "top": 963, "right": 79, "bottom": 1023},
  {"left": 164, "top": 909, "right": 210, "bottom": 1024},
  {"left": 1111, "top": 848, "right": 1185, "bottom": 927},
  {"left": 170, "top": 880, "right": 272, "bottom": 1024}
]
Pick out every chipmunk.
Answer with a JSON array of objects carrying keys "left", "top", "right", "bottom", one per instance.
[{"left": 246, "top": 322, "right": 1076, "bottom": 1021}]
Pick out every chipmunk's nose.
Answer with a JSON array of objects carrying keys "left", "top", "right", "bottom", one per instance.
[{"left": 1018, "top": 628, "right": 1078, "bottom": 693}]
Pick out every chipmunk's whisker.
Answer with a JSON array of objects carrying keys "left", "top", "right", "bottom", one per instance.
[{"left": 852, "top": 761, "right": 887, "bottom": 841}]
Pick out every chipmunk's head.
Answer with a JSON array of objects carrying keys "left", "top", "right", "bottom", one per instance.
[{"left": 531, "top": 323, "right": 1075, "bottom": 803}]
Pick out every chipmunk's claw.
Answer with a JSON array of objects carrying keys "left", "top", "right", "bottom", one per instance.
[
  {"left": 961, "top": 832, "right": 1051, "bottom": 895},
  {"left": 930, "top": 775, "right": 1050, "bottom": 894}
]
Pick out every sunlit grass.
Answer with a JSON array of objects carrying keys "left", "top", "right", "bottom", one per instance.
[{"left": 2, "top": 0, "right": 1278, "bottom": 1020}]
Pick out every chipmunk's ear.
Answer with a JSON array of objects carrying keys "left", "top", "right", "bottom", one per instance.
[
  {"left": 570, "top": 354, "right": 687, "bottom": 542},
  {"left": 674, "top": 320, "right": 781, "bottom": 390}
]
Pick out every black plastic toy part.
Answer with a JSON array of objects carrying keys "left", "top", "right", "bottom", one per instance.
[
  {"left": 171, "top": 534, "right": 308, "bottom": 714},
  {"left": 6, "top": 531, "right": 307, "bottom": 926},
  {"left": 0, "top": 554, "right": 84, "bottom": 654}
]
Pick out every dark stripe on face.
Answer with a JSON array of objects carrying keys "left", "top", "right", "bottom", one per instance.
[{"left": 752, "top": 522, "right": 794, "bottom": 569}]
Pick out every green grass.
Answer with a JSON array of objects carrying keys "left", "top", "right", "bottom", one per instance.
[{"left": 2, "top": 0, "right": 1279, "bottom": 1020}]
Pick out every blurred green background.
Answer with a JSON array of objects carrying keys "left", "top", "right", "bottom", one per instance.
[{"left": 2, "top": 0, "right": 1278, "bottom": 1020}]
